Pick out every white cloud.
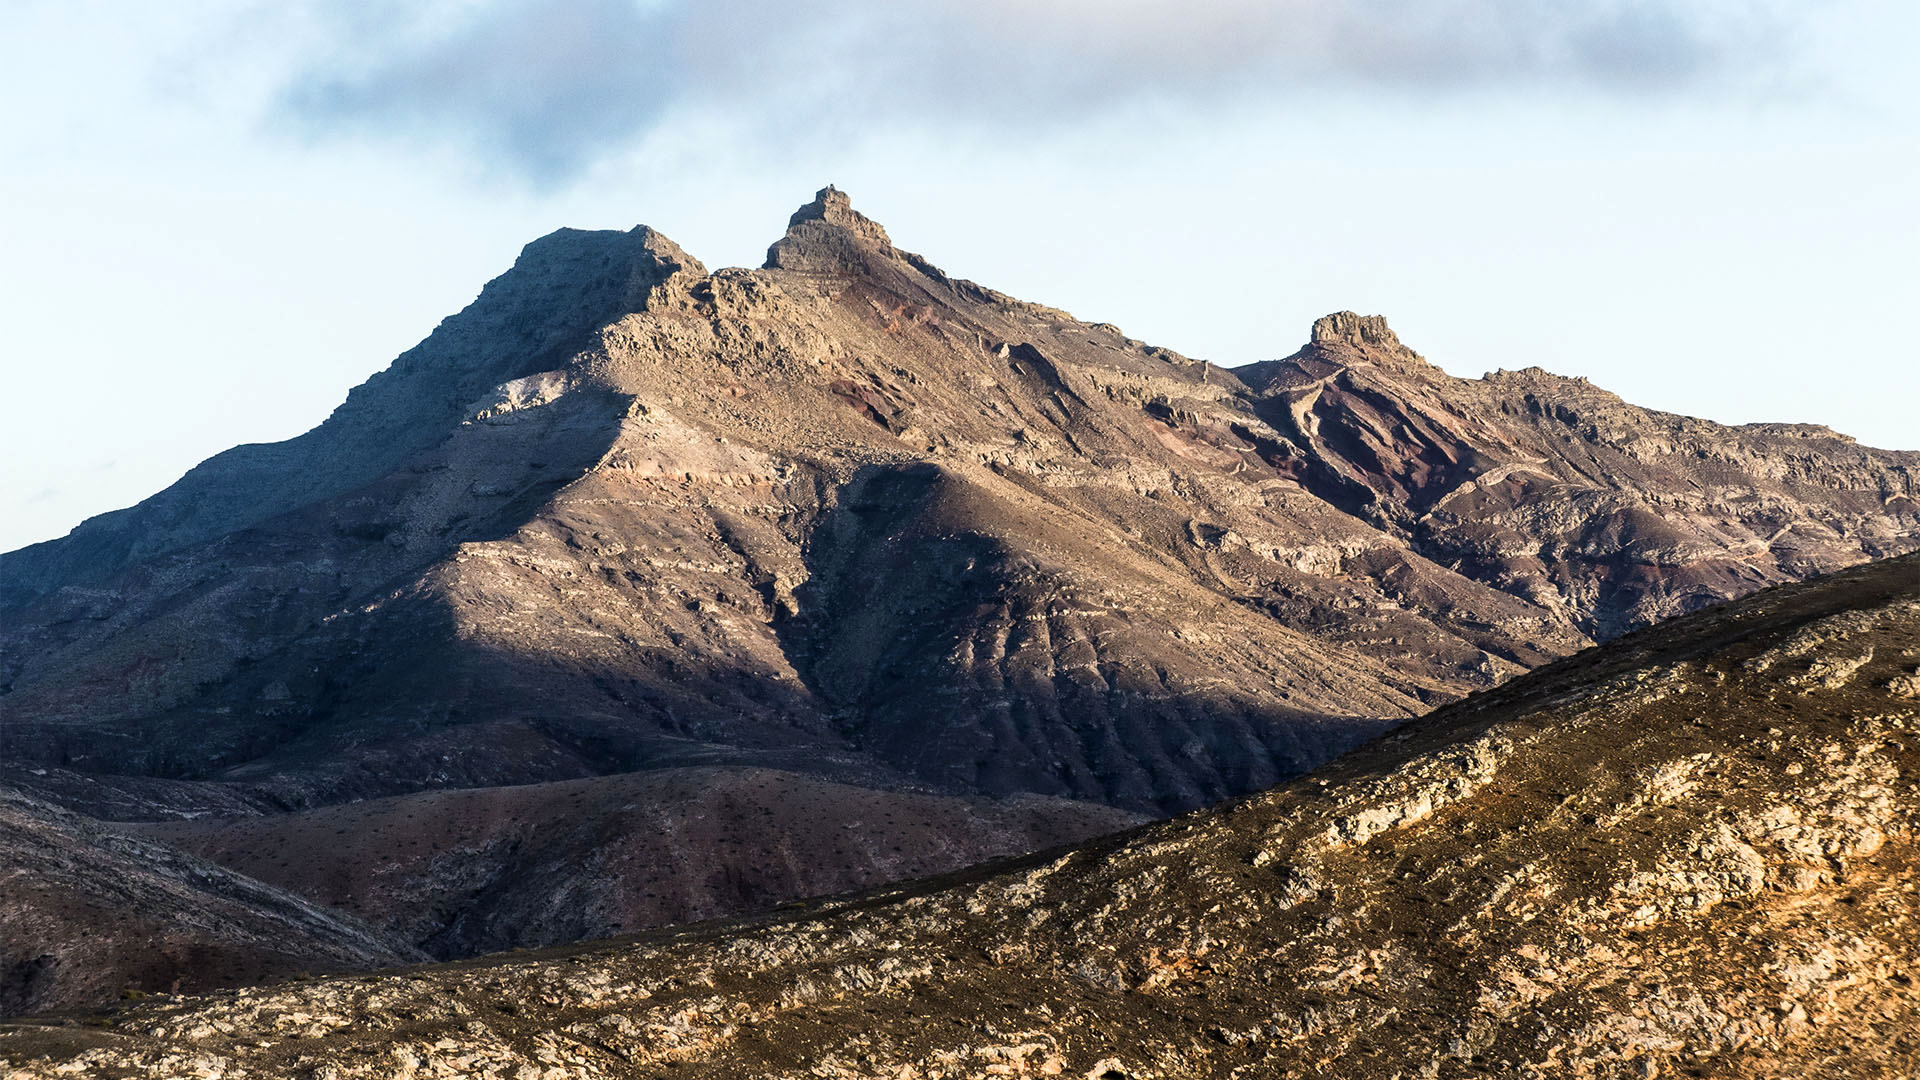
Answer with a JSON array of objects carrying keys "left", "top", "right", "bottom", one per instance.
[{"left": 267, "top": 0, "right": 1795, "bottom": 186}]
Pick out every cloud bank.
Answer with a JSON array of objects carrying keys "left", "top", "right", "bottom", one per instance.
[{"left": 270, "top": 0, "right": 1792, "bottom": 185}]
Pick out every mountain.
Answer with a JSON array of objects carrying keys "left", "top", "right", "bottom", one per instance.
[
  {"left": 1236, "top": 311, "right": 1916, "bottom": 637},
  {"left": 1, "top": 188, "right": 1914, "bottom": 998},
  {"left": 6, "top": 551, "right": 1916, "bottom": 1077}
]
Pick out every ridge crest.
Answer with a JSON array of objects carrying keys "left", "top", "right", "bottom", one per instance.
[{"left": 764, "top": 185, "right": 895, "bottom": 272}]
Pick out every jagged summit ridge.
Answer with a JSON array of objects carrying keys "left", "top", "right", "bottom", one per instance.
[
  {"left": 784, "top": 184, "right": 889, "bottom": 241},
  {"left": 1311, "top": 310, "right": 1401, "bottom": 349},
  {"left": 765, "top": 185, "right": 902, "bottom": 274},
  {"left": 1303, "top": 310, "right": 1433, "bottom": 370}
]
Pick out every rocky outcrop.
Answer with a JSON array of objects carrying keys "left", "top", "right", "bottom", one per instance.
[
  {"left": 1310, "top": 310, "right": 1418, "bottom": 356},
  {"left": 763, "top": 185, "right": 895, "bottom": 275},
  {"left": 8, "top": 554, "right": 1917, "bottom": 1078},
  {"left": 1, "top": 190, "right": 1914, "bottom": 1010}
]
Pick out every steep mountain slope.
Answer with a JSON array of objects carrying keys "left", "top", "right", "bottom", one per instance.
[
  {"left": 1240, "top": 311, "right": 1919, "bottom": 637},
  {"left": 1, "top": 188, "right": 1914, "bottom": 994},
  {"left": 8, "top": 553, "right": 1916, "bottom": 1078},
  {"left": 0, "top": 788, "right": 419, "bottom": 1017},
  {"left": 0, "top": 227, "right": 704, "bottom": 607}
]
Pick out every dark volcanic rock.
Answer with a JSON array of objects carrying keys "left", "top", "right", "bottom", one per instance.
[
  {"left": 8, "top": 554, "right": 1918, "bottom": 1077},
  {"left": 0, "top": 188, "right": 1915, "bottom": 1008}
]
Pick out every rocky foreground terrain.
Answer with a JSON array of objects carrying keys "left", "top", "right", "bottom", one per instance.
[
  {"left": 1, "top": 188, "right": 1915, "bottom": 1009},
  {"left": 6, "top": 551, "right": 1917, "bottom": 1078}
]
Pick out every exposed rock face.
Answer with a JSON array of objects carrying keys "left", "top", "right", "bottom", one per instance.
[
  {"left": 1241, "top": 310, "right": 1919, "bottom": 638},
  {"left": 1, "top": 188, "right": 1915, "bottom": 1008},
  {"left": 1310, "top": 310, "right": 1411, "bottom": 353},
  {"left": 764, "top": 185, "right": 895, "bottom": 274},
  {"left": 7, "top": 554, "right": 1916, "bottom": 1078}
]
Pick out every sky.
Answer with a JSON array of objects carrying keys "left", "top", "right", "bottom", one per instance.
[{"left": 1, "top": 0, "right": 1916, "bottom": 554}]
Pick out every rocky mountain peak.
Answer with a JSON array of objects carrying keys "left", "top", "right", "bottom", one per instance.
[
  {"left": 626, "top": 224, "right": 707, "bottom": 279},
  {"left": 1311, "top": 311, "right": 1402, "bottom": 350},
  {"left": 0, "top": 220, "right": 708, "bottom": 606},
  {"left": 607, "top": 224, "right": 709, "bottom": 313},
  {"left": 787, "top": 185, "right": 888, "bottom": 239},
  {"left": 1304, "top": 310, "right": 1437, "bottom": 371},
  {"left": 764, "top": 186, "right": 897, "bottom": 273}
]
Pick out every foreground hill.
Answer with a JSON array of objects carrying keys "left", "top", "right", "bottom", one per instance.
[
  {"left": 7, "top": 553, "right": 1916, "bottom": 1077},
  {"left": 1, "top": 188, "right": 1913, "bottom": 999}
]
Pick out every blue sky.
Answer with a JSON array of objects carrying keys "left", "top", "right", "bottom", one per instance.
[{"left": 2, "top": 0, "right": 1915, "bottom": 553}]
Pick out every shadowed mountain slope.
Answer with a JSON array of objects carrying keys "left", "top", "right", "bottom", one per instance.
[
  {"left": 7, "top": 552, "right": 1917, "bottom": 1078},
  {"left": 1, "top": 188, "right": 1914, "bottom": 1005},
  {"left": 0, "top": 788, "right": 421, "bottom": 1018},
  {"left": 128, "top": 768, "right": 1141, "bottom": 961}
]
